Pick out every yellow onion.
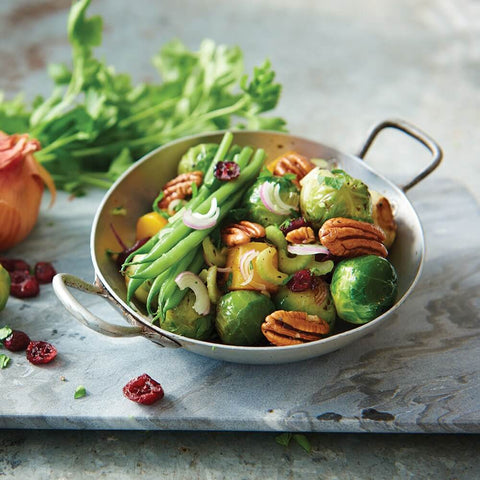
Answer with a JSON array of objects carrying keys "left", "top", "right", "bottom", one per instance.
[{"left": 0, "top": 131, "right": 56, "bottom": 251}]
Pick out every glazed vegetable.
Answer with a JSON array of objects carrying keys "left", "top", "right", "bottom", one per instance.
[
  {"left": 242, "top": 176, "right": 299, "bottom": 227},
  {"left": 126, "top": 142, "right": 266, "bottom": 292},
  {"left": 177, "top": 144, "right": 219, "bottom": 175},
  {"left": 300, "top": 168, "right": 372, "bottom": 228},
  {"left": 119, "top": 137, "right": 400, "bottom": 347},
  {"left": 273, "top": 278, "right": 336, "bottom": 328},
  {"left": 135, "top": 211, "right": 168, "bottom": 240},
  {"left": 330, "top": 255, "right": 398, "bottom": 324},
  {"left": 0, "top": 132, "right": 56, "bottom": 251},
  {"left": 161, "top": 291, "right": 214, "bottom": 340},
  {"left": 215, "top": 291, "right": 275, "bottom": 345},
  {"left": 225, "top": 242, "right": 280, "bottom": 292},
  {"left": 0, "top": 0, "right": 285, "bottom": 195}
]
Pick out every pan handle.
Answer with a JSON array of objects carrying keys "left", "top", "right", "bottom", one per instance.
[
  {"left": 357, "top": 119, "right": 443, "bottom": 192},
  {"left": 52, "top": 273, "right": 181, "bottom": 348}
]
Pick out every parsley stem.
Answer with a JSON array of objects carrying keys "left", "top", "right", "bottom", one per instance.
[
  {"left": 78, "top": 174, "right": 114, "bottom": 189},
  {"left": 118, "top": 97, "right": 178, "bottom": 128},
  {"left": 70, "top": 96, "right": 250, "bottom": 160}
]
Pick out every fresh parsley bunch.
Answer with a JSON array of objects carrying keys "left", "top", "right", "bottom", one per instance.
[{"left": 0, "top": 0, "right": 286, "bottom": 195}]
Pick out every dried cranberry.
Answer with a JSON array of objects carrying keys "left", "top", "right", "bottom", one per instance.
[
  {"left": 280, "top": 217, "right": 309, "bottom": 235},
  {"left": 3, "top": 330, "right": 31, "bottom": 351},
  {"left": 9, "top": 270, "right": 40, "bottom": 298},
  {"left": 123, "top": 373, "right": 164, "bottom": 405},
  {"left": 26, "top": 341, "right": 57, "bottom": 364},
  {"left": 287, "top": 269, "right": 314, "bottom": 292},
  {"left": 0, "top": 257, "right": 30, "bottom": 273},
  {"left": 214, "top": 161, "right": 240, "bottom": 181},
  {"left": 34, "top": 262, "right": 57, "bottom": 284}
]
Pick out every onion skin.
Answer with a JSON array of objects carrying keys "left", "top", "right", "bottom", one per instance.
[{"left": 0, "top": 132, "right": 56, "bottom": 251}]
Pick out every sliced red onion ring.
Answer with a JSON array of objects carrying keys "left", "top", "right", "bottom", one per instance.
[
  {"left": 175, "top": 271, "right": 210, "bottom": 315},
  {"left": 259, "top": 182, "right": 299, "bottom": 215},
  {"left": 167, "top": 198, "right": 186, "bottom": 215},
  {"left": 183, "top": 198, "right": 220, "bottom": 230},
  {"left": 287, "top": 244, "right": 330, "bottom": 256},
  {"left": 238, "top": 250, "right": 266, "bottom": 290}
]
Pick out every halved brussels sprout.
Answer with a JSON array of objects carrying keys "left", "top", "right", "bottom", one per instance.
[
  {"left": 330, "top": 255, "right": 398, "bottom": 324},
  {"left": 215, "top": 290, "right": 275, "bottom": 345},
  {"left": 300, "top": 168, "right": 372, "bottom": 228},
  {"left": 161, "top": 290, "right": 214, "bottom": 340},
  {"left": 273, "top": 278, "right": 336, "bottom": 328},
  {"left": 242, "top": 177, "right": 299, "bottom": 227},
  {"left": 177, "top": 143, "right": 219, "bottom": 175}
]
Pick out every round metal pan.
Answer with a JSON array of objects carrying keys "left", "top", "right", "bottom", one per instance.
[{"left": 53, "top": 119, "right": 442, "bottom": 364}]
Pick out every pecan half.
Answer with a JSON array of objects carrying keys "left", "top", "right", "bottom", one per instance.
[
  {"left": 221, "top": 221, "right": 266, "bottom": 247},
  {"left": 158, "top": 171, "right": 203, "bottom": 209},
  {"left": 319, "top": 217, "right": 387, "bottom": 258},
  {"left": 273, "top": 151, "right": 315, "bottom": 185},
  {"left": 371, "top": 193, "right": 397, "bottom": 249},
  {"left": 285, "top": 226, "right": 315, "bottom": 244},
  {"left": 262, "top": 310, "right": 330, "bottom": 346}
]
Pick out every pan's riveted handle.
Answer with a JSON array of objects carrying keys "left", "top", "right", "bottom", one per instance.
[
  {"left": 52, "top": 273, "right": 180, "bottom": 347},
  {"left": 358, "top": 119, "right": 443, "bottom": 192}
]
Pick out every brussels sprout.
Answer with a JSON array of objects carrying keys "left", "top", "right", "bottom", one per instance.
[
  {"left": 215, "top": 291, "right": 275, "bottom": 345},
  {"left": 242, "top": 176, "right": 299, "bottom": 227},
  {"left": 273, "top": 278, "right": 336, "bottom": 328},
  {"left": 300, "top": 168, "right": 372, "bottom": 228},
  {"left": 177, "top": 143, "right": 218, "bottom": 175},
  {"left": 161, "top": 290, "right": 215, "bottom": 340},
  {"left": 330, "top": 255, "right": 398, "bottom": 324}
]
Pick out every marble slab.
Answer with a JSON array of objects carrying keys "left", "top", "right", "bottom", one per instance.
[{"left": 0, "top": 175, "right": 479, "bottom": 433}]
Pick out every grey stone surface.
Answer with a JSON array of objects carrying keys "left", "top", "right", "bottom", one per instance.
[{"left": 1, "top": 0, "right": 480, "bottom": 477}]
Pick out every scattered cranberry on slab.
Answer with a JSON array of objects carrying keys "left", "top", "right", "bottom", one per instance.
[
  {"left": 123, "top": 373, "right": 164, "bottom": 405},
  {"left": 26, "top": 340, "right": 57, "bottom": 365},
  {"left": 0, "top": 258, "right": 30, "bottom": 273},
  {"left": 34, "top": 262, "right": 57, "bottom": 284},
  {"left": 9, "top": 270, "right": 40, "bottom": 298},
  {"left": 3, "top": 330, "right": 31, "bottom": 351}
]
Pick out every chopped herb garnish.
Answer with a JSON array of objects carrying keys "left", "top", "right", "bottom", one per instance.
[
  {"left": 111, "top": 206, "right": 127, "bottom": 216},
  {"left": 0, "top": 354, "right": 10, "bottom": 369},
  {"left": 275, "top": 433, "right": 312, "bottom": 453},
  {"left": 0, "top": 326, "right": 12, "bottom": 342},
  {"left": 74, "top": 385, "right": 87, "bottom": 399}
]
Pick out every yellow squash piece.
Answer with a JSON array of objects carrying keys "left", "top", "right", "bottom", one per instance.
[
  {"left": 135, "top": 211, "right": 168, "bottom": 240},
  {"left": 225, "top": 242, "right": 279, "bottom": 293}
]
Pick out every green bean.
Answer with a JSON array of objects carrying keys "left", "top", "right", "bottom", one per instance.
[
  {"left": 166, "top": 144, "right": 252, "bottom": 225},
  {"left": 125, "top": 146, "right": 254, "bottom": 270},
  {"left": 144, "top": 268, "right": 170, "bottom": 316},
  {"left": 203, "top": 131, "right": 233, "bottom": 186},
  {"left": 161, "top": 248, "right": 206, "bottom": 317},
  {"left": 121, "top": 231, "right": 161, "bottom": 272},
  {"left": 132, "top": 189, "right": 244, "bottom": 280},
  {"left": 156, "top": 248, "right": 198, "bottom": 320}
]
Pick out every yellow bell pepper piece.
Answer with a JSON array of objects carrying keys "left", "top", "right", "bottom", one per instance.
[
  {"left": 225, "top": 242, "right": 279, "bottom": 293},
  {"left": 136, "top": 211, "right": 168, "bottom": 240}
]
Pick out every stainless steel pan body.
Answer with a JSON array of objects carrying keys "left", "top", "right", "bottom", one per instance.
[{"left": 53, "top": 119, "right": 442, "bottom": 364}]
